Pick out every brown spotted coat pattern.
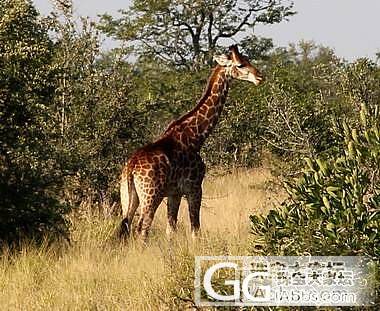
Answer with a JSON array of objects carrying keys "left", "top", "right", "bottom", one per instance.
[{"left": 119, "top": 45, "right": 263, "bottom": 241}]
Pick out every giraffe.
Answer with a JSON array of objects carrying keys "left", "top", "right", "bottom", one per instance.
[{"left": 119, "top": 45, "right": 263, "bottom": 241}]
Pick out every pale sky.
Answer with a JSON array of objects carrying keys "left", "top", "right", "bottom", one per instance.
[{"left": 32, "top": 0, "right": 380, "bottom": 61}]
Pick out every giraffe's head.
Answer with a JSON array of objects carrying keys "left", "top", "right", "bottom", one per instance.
[{"left": 213, "top": 45, "right": 263, "bottom": 86}]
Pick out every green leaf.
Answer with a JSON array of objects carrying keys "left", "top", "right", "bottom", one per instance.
[
  {"left": 326, "top": 223, "right": 335, "bottom": 231},
  {"left": 322, "top": 196, "right": 331, "bottom": 210},
  {"left": 352, "top": 129, "right": 359, "bottom": 143},
  {"left": 316, "top": 159, "right": 328, "bottom": 175}
]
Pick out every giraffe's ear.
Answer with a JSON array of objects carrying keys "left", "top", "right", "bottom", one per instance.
[{"left": 213, "top": 54, "right": 232, "bottom": 67}]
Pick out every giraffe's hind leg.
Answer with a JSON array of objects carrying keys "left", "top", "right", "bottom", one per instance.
[
  {"left": 166, "top": 195, "right": 182, "bottom": 236},
  {"left": 135, "top": 193, "right": 163, "bottom": 242},
  {"left": 187, "top": 189, "right": 202, "bottom": 239},
  {"left": 127, "top": 151, "right": 169, "bottom": 242}
]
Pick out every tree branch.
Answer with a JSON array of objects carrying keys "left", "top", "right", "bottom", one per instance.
[
  {"left": 212, "top": 9, "right": 254, "bottom": 46},
  {"left": 207, "top": 12, "right": 214, "bottom": 50}
]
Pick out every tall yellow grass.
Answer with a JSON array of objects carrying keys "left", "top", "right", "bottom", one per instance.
[{"left": 0, "top": 169, "right": 281, "bottom": 310}]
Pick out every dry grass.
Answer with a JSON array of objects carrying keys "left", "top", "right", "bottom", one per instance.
[{"left": 0, "top": 169, "right": 282, "bottom": 310}]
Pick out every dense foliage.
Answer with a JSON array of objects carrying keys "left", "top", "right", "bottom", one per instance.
[
  {"left": 250, "top": 104, "right": 380, "bottom": 306},
  {"left": 251, "top": 104, "right": 380, "bottom": 257},
  {"left": 0, "top": 0, "right": 68, "bottom": 243}
]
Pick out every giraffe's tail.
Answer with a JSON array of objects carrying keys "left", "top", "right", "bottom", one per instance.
[{"left": 119, "top": 170, "right": 139, "bottom": 238}]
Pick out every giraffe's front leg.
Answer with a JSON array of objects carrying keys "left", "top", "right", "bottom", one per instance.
[
  {"left": 166, "top": 195, "right": 181, "bottom": 236},
  {"left": 186, "top": 189, "right": 202, "bottom": 239}
]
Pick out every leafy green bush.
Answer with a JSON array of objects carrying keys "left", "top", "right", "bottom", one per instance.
[
  {"left": 250, "top": 103, "right": 380, "bottom": 258},
  {"left": 0, "top": 0, "right": 69, "bottom": 244}
]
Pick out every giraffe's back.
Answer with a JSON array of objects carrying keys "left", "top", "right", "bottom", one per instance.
[{"left": 124, "top": 135, "right": 205, "bottom": 197}]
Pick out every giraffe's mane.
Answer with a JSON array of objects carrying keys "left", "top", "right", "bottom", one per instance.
[{"left": 162, "top": 65, "right": 225, "bottom": 136}]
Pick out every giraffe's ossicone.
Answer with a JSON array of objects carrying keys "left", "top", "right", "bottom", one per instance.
[{"left": 119, "top": 45, "right": 263, "bottom": 241}]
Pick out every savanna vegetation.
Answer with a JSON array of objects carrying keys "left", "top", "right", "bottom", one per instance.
[{"left": 0, "top": 0, "right": 379, "bottom": 309}]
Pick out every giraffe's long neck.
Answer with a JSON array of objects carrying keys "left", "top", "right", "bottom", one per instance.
[{"left": 164, "top": 65, "right": 229, "bottom": 151}]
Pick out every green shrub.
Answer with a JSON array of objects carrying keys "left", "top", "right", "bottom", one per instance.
[
  {"left": 250, "top": 103, "right": 380, "bottom": 307},
  {"left": 0, "top": 0, "right": 70, "bottom": 244},
  {"left": 250, "top": 103, "right": 379, "bottom": 257}
]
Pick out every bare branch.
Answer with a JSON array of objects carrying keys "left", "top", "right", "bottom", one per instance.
[
  {"left": 262, "top": 136, "right": 309, "bottom": 154},
  {"left": 207, "top": 12, "right": 214, "bottom": 50},
  {"left": 213, "top": 9, "right": 254, "bottom": 45},
  {"left": 172, "top": 19, "right": 195, "bottom": 38}
]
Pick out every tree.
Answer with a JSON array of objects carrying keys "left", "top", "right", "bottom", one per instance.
[
  {"left": 99, "top": 0, "right": 295, "bottom": 67},
  {"left": 46, "top": 1, "right": 153, "bottom": 202},
  {"left": 0, "top": 0, "right": 69, "bottom": 243}
]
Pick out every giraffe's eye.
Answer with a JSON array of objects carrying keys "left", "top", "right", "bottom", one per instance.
[{"left": 237, "top": 64, "right": 245, "bottom": 68}]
